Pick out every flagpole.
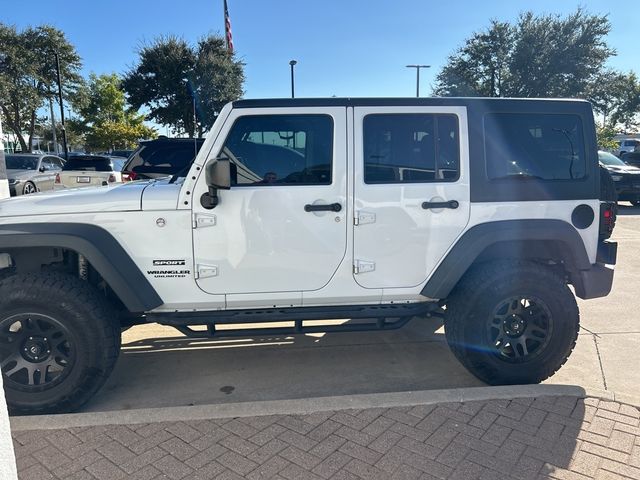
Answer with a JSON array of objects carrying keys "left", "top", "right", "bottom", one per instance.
[
  {"left": 223, "top": 0, "right": 228, "bottom": 51},
  {"left": 223, "top": 0, "right": 233, "bottom": 53}
]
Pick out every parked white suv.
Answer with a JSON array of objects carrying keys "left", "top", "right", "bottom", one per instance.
[
  {"left": 615, "top": 138, "right": 640, "bottom": 157},
  {"left": 0, "top": 98, "right": 618, "bottom": 414}
]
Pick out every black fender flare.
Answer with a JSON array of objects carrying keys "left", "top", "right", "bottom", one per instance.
[
  {"left": 0, "top": 223, "right": 163, "bottom": 312},
  {"left": 421, "top": 219, "right": 592, "bottom": 300}
]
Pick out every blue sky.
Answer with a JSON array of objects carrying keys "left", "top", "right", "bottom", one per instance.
[{"left": 3, "top": 0, "right": 638, "bottom": 99}]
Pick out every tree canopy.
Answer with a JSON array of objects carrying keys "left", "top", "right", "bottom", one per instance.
[
  {"left": 434, "top": 9, "right": 639, "bottom": 132},
  {"left": 434, "top": 9, "right": 613, "bottom": 99},
  {"left": 122, "top": 34, "right": 244, "bottom": 137},
  {"left": 75, "top": 73, "right": 156, "bottom": 150},
  {"left": 0, "top": 23, "right": 83, "bottom": 152}
]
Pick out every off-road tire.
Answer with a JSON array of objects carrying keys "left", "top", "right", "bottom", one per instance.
[
  {"left": 0, "top": 273, "right": 120, "bottom": 414},
  {"left": 444, "top": 261, "right": 579, "bottom": 385}
]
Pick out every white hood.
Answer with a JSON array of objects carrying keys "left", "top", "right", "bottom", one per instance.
[{"left": 0, "top": 181, "right": 151, "bottom": 218}]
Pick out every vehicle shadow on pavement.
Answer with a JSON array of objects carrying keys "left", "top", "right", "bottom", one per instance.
[{"left": 85, "top": 316, "right": 488, "bottom": 413}]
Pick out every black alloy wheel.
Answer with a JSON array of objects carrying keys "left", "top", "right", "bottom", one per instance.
[
  {"left": 487, "top": 296, "right": 553, "bottom": 362},
  {"left": 0, "top": 313, "right": 77, "bottom": 391}
]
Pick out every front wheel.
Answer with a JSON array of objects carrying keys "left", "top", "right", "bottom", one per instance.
[
  {"left": 22, "top": 181, "right": 37, "bottom": 195},
  {"left": 444, "top": 261, "right": 579, "bottom": 385},
  {"left": 0, "top": 273, "right": 121, "bottom": 414}
]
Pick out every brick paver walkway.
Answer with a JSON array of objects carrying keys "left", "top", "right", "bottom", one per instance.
[{"left": 11, "top": 396, "right": 640, "bottom": 480}]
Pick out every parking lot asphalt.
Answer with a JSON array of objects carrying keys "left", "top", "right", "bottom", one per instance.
[{"left": 82, "top": 205, "right": 640, "bottom": 413}]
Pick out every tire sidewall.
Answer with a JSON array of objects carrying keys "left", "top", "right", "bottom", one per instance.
[
  {"left": 0, "top": 275, "right": 117, "bottom": 413},
  {"left": 450, "top": 266, "right": 578, "bottom": 385}
]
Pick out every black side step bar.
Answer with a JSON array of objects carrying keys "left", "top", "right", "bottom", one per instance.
[{"left": 147, "top": 303, "right": 442, "bottom": 339}]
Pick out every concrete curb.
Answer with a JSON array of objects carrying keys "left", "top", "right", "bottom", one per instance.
[{"left": 11, "top": 384, "right": 623, "bottom": 432}]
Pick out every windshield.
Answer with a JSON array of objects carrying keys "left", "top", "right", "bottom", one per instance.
[
  {"left": 599, "top": 151, "right": 627, "bottom": 166},
  {"left": 6, "top": 155, "right": 38, "bottom": 170}
]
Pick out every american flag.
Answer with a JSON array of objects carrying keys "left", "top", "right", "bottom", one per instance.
[{"left": 224, "top": 0, "right": 234, "bottom": 54}]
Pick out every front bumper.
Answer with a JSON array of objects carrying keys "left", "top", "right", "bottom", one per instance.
[{"left": 573, "top": 241, "right": 617, "bottom": 299}]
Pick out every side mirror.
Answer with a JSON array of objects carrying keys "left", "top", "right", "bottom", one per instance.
[
  {"left": 206, "top": 159, "right": 231, "bottom": 190},
  {"left": 200, "top": 159, "right": 231, "bottom": 210},
  {"left": 39, "top": 166, "right": 46, "bottom": 173}
]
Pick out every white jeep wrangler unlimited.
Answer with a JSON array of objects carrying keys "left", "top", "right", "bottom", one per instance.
[{"left": 0, "top": 98, "right": 618, "bottom": 414}]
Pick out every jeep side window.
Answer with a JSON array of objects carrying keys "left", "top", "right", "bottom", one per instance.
[
  {"left": 484, "top": 113, "right": 586, "bottom": 180},
  {"left": 221, "top": 114, "right": 333, "bottom": 186},
  {"left": 363, "top": 114, "right": 460, "bottom": 184}
]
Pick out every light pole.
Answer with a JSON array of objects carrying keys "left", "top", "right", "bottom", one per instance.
[
  {"left": 0, "top": 53, "right": 9, "bottom": 200},
  {"left": 289, "top": 60, "right": 297, "bottom": 98},
  {"left": 406, "top": 64, "right": 430, "bottom": 97},
  {"left": 54, "top": 52, "right": 69, "bottom": 159}
]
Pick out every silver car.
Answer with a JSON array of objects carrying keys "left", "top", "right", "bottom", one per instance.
[{"left": 6, "top": 153, "right": 65, "bottom": 196}]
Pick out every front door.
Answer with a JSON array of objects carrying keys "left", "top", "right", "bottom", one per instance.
[
  {"left": 352, "top": 106, "right": 471, "bottom": 290},
  {"left": 192, "top": 108, "right": 348, "bottom": 299}
]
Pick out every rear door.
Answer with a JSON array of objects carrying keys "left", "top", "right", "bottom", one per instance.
[{"left": 352, "top": 106, "right": 470, "bottom": 290}]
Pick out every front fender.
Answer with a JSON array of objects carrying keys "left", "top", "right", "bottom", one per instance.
[{"left": 0, "top": 223, "right": 163, "bottom": 312}]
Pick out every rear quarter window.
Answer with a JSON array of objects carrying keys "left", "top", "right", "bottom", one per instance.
[{"left": 484, "top": 113, "right": 586, "bottom": 181}]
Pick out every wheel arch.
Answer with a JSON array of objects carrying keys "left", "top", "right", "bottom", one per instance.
[
  {"left": 0, "top": 223, "right": 163, "bottom": 312},
  {"left": 422, "top": 219, "right": 592, "bottom": 300}
]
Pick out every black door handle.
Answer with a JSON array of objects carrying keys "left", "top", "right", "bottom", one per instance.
[
  {"left": 304, "top": 203, "right": 342, "bottom": 212},
  {"left": 422, "top": 200, "right": 459, "bottom": 210}
]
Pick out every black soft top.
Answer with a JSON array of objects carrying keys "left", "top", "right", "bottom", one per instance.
[{"left": 233, "top": 97, "right": 590, "bottom": 109}]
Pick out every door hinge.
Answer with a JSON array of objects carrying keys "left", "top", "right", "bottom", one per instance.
[
  {"left": 353, "top": 260, "right": 375, "bottom": 274},
  {"left": 196, "top": 264, "right": 219, "bottom": 279},
  {"left": 354, "top": 211, "right": 376, "bottom": 226},
  {"left": 193, "top": 213, "right": 217, "bottom": 229}
]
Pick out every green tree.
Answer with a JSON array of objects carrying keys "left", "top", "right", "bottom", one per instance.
[
  {"left": 0, "top": 23, "right": 82, "bottom": 152},
  {"left": 193, "top": 36, "right": 244, "bottom": 135},
  {"left": 596, "top": 124, "right": 619, "bottom": 151},
  {"left": 77, "top": 73, "right": 156, "bottom": 150},
  {"left": 122, "top": 34, "right": 244, "bottom": 137},
  {"left": 433, "top": 20, "right": 514, "bottom": 97},
  {"left": 607, "top": 72, "right": 640, "bottom": 132},
  {"left": 434, "top": 9, "right": 614, "bottom": 99},
  {"left": 38, "top": 118, "right": 86, "bottom": 151},
  {"left": 587, "top": 71, "right": 640, "bottom": 131}
]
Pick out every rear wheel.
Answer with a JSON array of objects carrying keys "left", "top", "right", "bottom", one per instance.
[
  {"left": 444, "top": 261, "right": 579, "bottom": 385},
  {"left": 0, "top": 273, "right": 120, "bottom": 414}
]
